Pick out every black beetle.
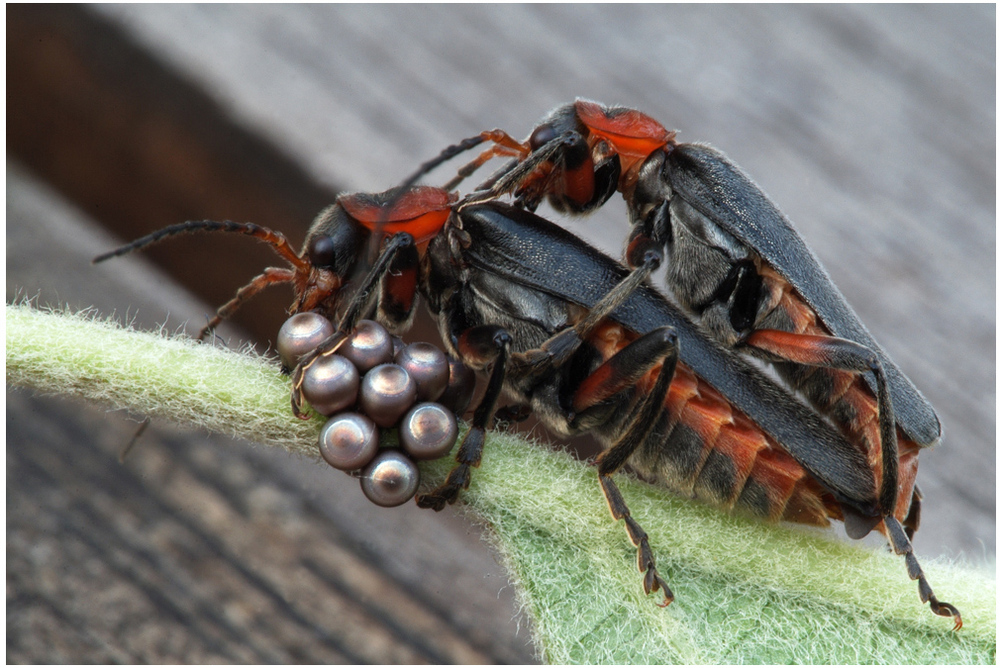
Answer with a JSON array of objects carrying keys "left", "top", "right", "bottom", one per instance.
[
  {"left": 95, "top": 180, "right": 959, "bottom": 627},
  {"left": 409, "top": 98, "right": 941, "bottom": 547}
]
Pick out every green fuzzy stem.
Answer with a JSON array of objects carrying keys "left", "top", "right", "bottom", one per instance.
[{"left": 6, "top": 303, "right": 996, "bottom": 664}]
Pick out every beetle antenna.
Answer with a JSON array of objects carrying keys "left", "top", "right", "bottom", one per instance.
[
  {"left": 396, "top": 134, "right": 488, "bottom": 193},
  {"left": 92, "top": 220, "right": 309, "bottom": 271},
  {"left": 94, "top": 220, "right": 309, "bottom": 339}
]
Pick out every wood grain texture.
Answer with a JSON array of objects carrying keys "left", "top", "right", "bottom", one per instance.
[
  {"left": 7, "top": 162, "right": 533, "bottom": 663},
  {"left": 8, "top": 4, "right": 993, "bottom": 662}
]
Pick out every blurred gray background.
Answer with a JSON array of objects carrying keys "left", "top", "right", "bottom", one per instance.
[{"left": 8, "top": 5, "right": 994, "bottom": 662}]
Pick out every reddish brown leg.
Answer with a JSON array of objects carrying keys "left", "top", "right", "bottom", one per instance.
[
  {"left": 441, "top": 130, "right": 532, "bottom": 191},
  {"left": 742, "top": 329, "right": 898, "bottom": 516},
  {"left": 197, "top": 266, "right": 297, "bottom": 340},
  {"left": 747, "top": 330, "right": 959, "bottom": 628},
  {"left": 572, "top": 328, "right": 677, "bottom": 415},
  {"left": 91, "top": 219, "right": 311, "bottom": 341},
  {"left": 480, "top": 129, "right": 533, "bottom": 155},
  {"left": 393, "top": 129, "right": 530, "bottom": 196}
]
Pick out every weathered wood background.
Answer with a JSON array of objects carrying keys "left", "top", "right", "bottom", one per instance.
[{"left": 7, "top": 5, "right": 994, "bottom": 662}]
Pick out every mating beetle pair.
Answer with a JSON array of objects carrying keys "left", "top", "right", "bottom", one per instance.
[
  {"left": 412, "top": 100, "right": 932, "bottom": 534},
  {"left": 94, "top": 101, "right": 960, "bottom": 628}
]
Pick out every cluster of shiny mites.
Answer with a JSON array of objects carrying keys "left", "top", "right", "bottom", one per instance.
[{"left": 277, "top": 314, "right": 475, "bottom": 507}]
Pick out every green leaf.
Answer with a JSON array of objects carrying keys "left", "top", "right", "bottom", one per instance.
[{"left": 7, "top": 303, "right": 996, "bottom": 663}]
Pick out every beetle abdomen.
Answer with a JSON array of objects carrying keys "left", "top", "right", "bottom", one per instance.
[{"left": 628, "top": 362, "right": 841, "bottom": 527}]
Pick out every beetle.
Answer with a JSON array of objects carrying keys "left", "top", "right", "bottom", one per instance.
[
  {"left": 95, "top": 182, "right": 959, "bottom": 627},
  {"left": 404, "top": 99, "right": 940, "bottom": 544}
]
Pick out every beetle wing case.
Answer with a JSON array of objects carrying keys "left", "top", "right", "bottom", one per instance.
[
  {"left": 664, "top": 143, "right": 941, "bottom": 447},
  {"left": 459, "top": 202, "right": 880, "bottom": 515}
]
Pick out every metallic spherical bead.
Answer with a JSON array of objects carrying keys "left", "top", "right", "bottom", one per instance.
[
  {"left": 360, "top": 450, "right": 420, "bottom": 507},
  {"left": 391, "top": 336, "right": 405, "bottom": 359},
  {"left": 436, "top": 357, "right": 477, "bottom": 416},
  {"left": 277, "top": 312, "right": 334, "bottom": 369},
  {"left": 340, "top": 320, "right": 394, "bottom": 373},
  {"left": 399, "top": 402, "right": 459, "bottom": 461},
  {"left": 301, "top": 354, "right": 360, "bottom": 416},
  {"left": 395, "top": 342, "right": 450, "bottom": 401},
  {"left": 358, "top": 363, "right": 417, "bottom": 427},
  {"left": 318, "top": 412, "right": 379, "bottom": 471}
]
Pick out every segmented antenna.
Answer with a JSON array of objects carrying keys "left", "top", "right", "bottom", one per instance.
[{"left": 92, "top": 220, "right": 308, "bottom": 271}]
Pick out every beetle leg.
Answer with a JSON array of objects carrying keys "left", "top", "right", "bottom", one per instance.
[
  {"left": 493, "top": 404, "right": 531, "bottom": 427},
  {"left": 417, "top": 325, "right": 512, "bottom": 510},
  {"left": 571, "top": 327, "right": 677, "bottom": 416},
  {"left": 440, "top": 130, "right": 532, "bottom": 192},
  {"left": 197, "top": 266, "right": 297, "bottom": 340},
  {"left": 596, "top": 331, "right": 680, "bottom": 605},
  {"left": 416, "top": 254, "right": 668, "bottom": 514},
  {"left": 625, "top": 195, "right": 671, "bottom": 270},
  {"left": 903, "top": 485, "right": 922, "bottom": 539},
  {"left": 460, "top": 131, "right": 586, "bottom": 209},
  {"left": 93, "top": 219, "right": 312, "bottom": 341},
  {"left": 740, "top": 330, "right": 899, "bottom": 522},
  {"left": 400, "top": 134, "right": 487, "bottom": 190},
  {"left": 575, "top": 254, "right": 660, "bottom": 338},
  {"left": 376, "top": 234, "right": 421, "bottom": 334},
  {"left": 884, "top": 516, "right": 962, "bottom": 630},
  {"left": 520, "top": 253, "right": 660, "bottom": 377},
  {"left": 392, "top": 129, "right": 531, "bottom": 197},
  {"left": 333, "top": 233, "right": 417, "bottom": 335},
  {"left": 694, "top": 258, "right": 762, "bottom": 333}
]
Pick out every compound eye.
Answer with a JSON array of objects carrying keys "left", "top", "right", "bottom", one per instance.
[
  {"left": 529, "top": 123, "right": 559, "bottom": 150},
  {"left": 308, "top": 235, "right": 338, "bottom": 269}
]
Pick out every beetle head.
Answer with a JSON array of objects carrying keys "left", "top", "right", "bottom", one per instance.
[
  {"left": 296, "top": 187, "right": 455, "bottom": 319},
  {"left": 291, "top": 203, "right": 368, "bottom": 318}
]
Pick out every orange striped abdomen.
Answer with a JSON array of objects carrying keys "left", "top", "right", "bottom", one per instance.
[
  {"left": 583, "top": 320, "right": 840, "bottom": 526},
  {"left": 629, "top": 362, "right": 841, "bottom": 526}
]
